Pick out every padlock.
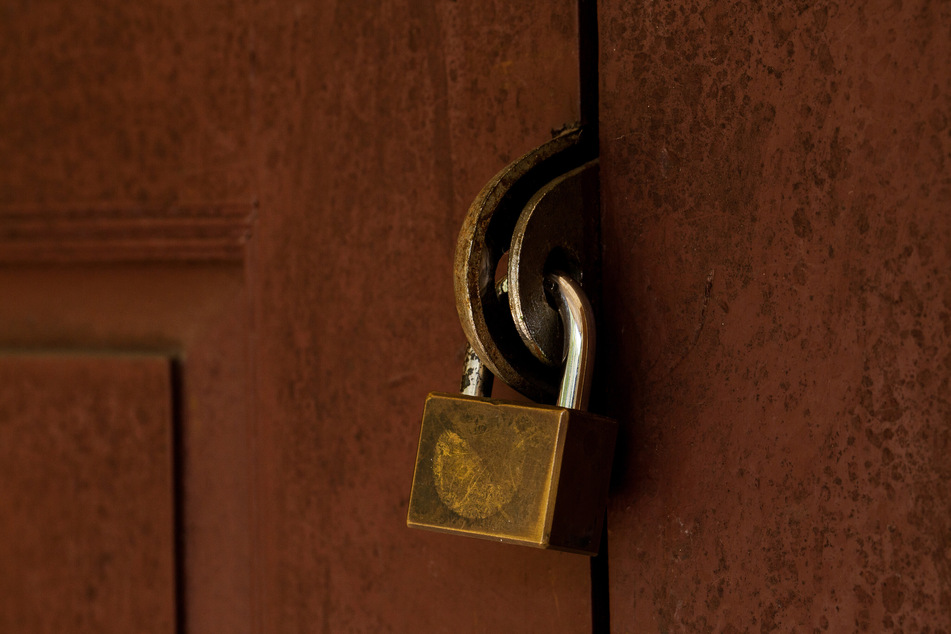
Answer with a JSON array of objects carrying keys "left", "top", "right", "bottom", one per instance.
[{"left": 407, "top": 273, "right": 616, "bottom": 555}]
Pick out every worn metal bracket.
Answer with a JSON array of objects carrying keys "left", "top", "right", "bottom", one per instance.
[{"left": 454, "top": 127, "right": 600, "bottom": 401}]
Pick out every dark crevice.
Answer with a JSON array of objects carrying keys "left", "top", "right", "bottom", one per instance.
[
  {"left": 579, "top": 0, "right": 600, "bottom": 152},
  {"left": 591, "top": 521, "right": 610, "bottom": 633},
  {"left": 170, "top": 358, "right": 187, "bottom": 634},
  {"left": 578, "top": 0, "right": 609, "bottom": 631}
]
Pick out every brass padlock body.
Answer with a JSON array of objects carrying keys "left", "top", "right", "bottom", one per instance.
[{"left": 407, "top": 392, "right": 616, "bottom": 555}]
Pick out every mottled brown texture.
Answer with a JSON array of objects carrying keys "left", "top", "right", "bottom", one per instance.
[
  {"left": 0, "top": 6, "right": 258, "bottom": 624},
  {"left": 249, "top": 1, "right": 590, "bottom": 629},
  {"left": 0, "top": 1, "right": 253, "bottom": 206},
  {"left": 0, "top": 264, "right": 254, "bottom": 633},
  {"left": 600, "top": 0, "right": 951, "bottom": 630},
  {"left": 0, "top": 356, "right": 174, "bottom": 633},
  {"left": 0, "top": 0, "right": 589, "bottom": 630}
]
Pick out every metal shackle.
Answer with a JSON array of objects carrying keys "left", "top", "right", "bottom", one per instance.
[
  {"left": 460, "top": 276, "right": 511, "bottom": 397},
  {"left": 460, "top": 271, "right": 595, "bottom": 410},
  {"left": 547, "top": 272, "right": 595, "bottom": 411},
  {"left": 460, "top": 344, "right": 494, "bottom": 398}
]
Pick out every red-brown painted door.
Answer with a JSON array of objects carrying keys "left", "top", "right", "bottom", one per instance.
[
  {"left": 3, "top": 0, "right": 949, "bottom": 631},
  {"left": 1, "top": 0, "right": 594, "bottom": 631},
  {"left": 598, "top": 0, "right": 951, "bottom": 630},
  {"left": 247, "top": 2, "right": 595, "bottom": 630},
  {"left": 0, "top": 356, "right": 175, "bottom": 633}
]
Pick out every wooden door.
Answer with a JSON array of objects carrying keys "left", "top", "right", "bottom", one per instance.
[
  {"left": 1, "top": 0, "right": 592, "bottom": 631},
  {"left": 0, "top": 356, "right": 175, "bottom": 633},
  {"left": 3, "top": 0, "right": 949, "bottom": 632},
  {"left": 247, "top": 2, "right": 593, "bottom": 630},
  {"left": 598, "top": 0, "right": 951, "bottom": 630}
]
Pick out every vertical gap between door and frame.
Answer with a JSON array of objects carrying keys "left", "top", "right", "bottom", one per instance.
[
  {"left": 170, "top": 358, "right": 188, "bottom": 634},
  {"left": 578, "top": 0, "right": 610, "bottom": 632},
  {"left": 579, "top": 0, "right": 600, "bottom": 148}
]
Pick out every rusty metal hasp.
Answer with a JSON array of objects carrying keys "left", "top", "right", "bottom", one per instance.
[{"left": 453, "top": 126, "right": 600, "bottom": 402}]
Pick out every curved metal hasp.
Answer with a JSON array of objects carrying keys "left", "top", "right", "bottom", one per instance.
[
  {"left": 461, "top": 272, "right": 595, "bottom": 406},
  {"left": 454, "top": 127, "right": 599, "bottom": 401},
  {"left": 511, "top": 161, "right": 600, "bottom": 368}
]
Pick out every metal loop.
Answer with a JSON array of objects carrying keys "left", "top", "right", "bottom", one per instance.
[
  {"left": 454, "top": 127, "right": 596, "bottom": 401},
  {"left": 509, "top": 159, "right": 600, "bottom": 367}
]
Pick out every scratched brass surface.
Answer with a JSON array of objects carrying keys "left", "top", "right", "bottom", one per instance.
[{"left": 408, "top": 392, "right": 616, "bottom": 554}]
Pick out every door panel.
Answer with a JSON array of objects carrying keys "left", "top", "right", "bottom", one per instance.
[
  {"left": 0, "top": 356, "right": 175, "bottom": 633},
  {"left": 248, "top": 1, "right": 592, "bottom": 630},
  {"left": 0, "top": 264, "right": 253, "bottom": 633},
  {"left": 0, "top": 0, "right": 594, "bottom": 631},
  {"left": 599, "top": 0, "right": 951, "bottom": 629}
]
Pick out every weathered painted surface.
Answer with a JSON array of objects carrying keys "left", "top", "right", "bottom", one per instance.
[
  {"left": 0, "top": 356, "right": 175, "bottom": 633},
  {"left": 0, "top": 0, "right": 591, "bottom": 630},
  {"left": 249, "top": 1, "right": 590, "bottom": 629},
  {"left": 8, "top": 0, "right": 947, "bottom": 629},
  {"left": 600, "top": 0, "right": 951, "bottom": 630},
  {"left": 0, "top": 263, "right": 254, "bottom": 633},
  {"left": 0, "top": 2, "right": 253, "bottom": 206}
]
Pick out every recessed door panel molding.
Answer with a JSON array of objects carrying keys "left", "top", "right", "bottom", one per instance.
[
  {"left": 0, "top": 264, "right": 254, "bottom": 634},
  {"left": 0, "top": 204, "right": 255, "bottom": 264},
  {"left": 0, "top": 356, "right": 175, "bottom": 633}
]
